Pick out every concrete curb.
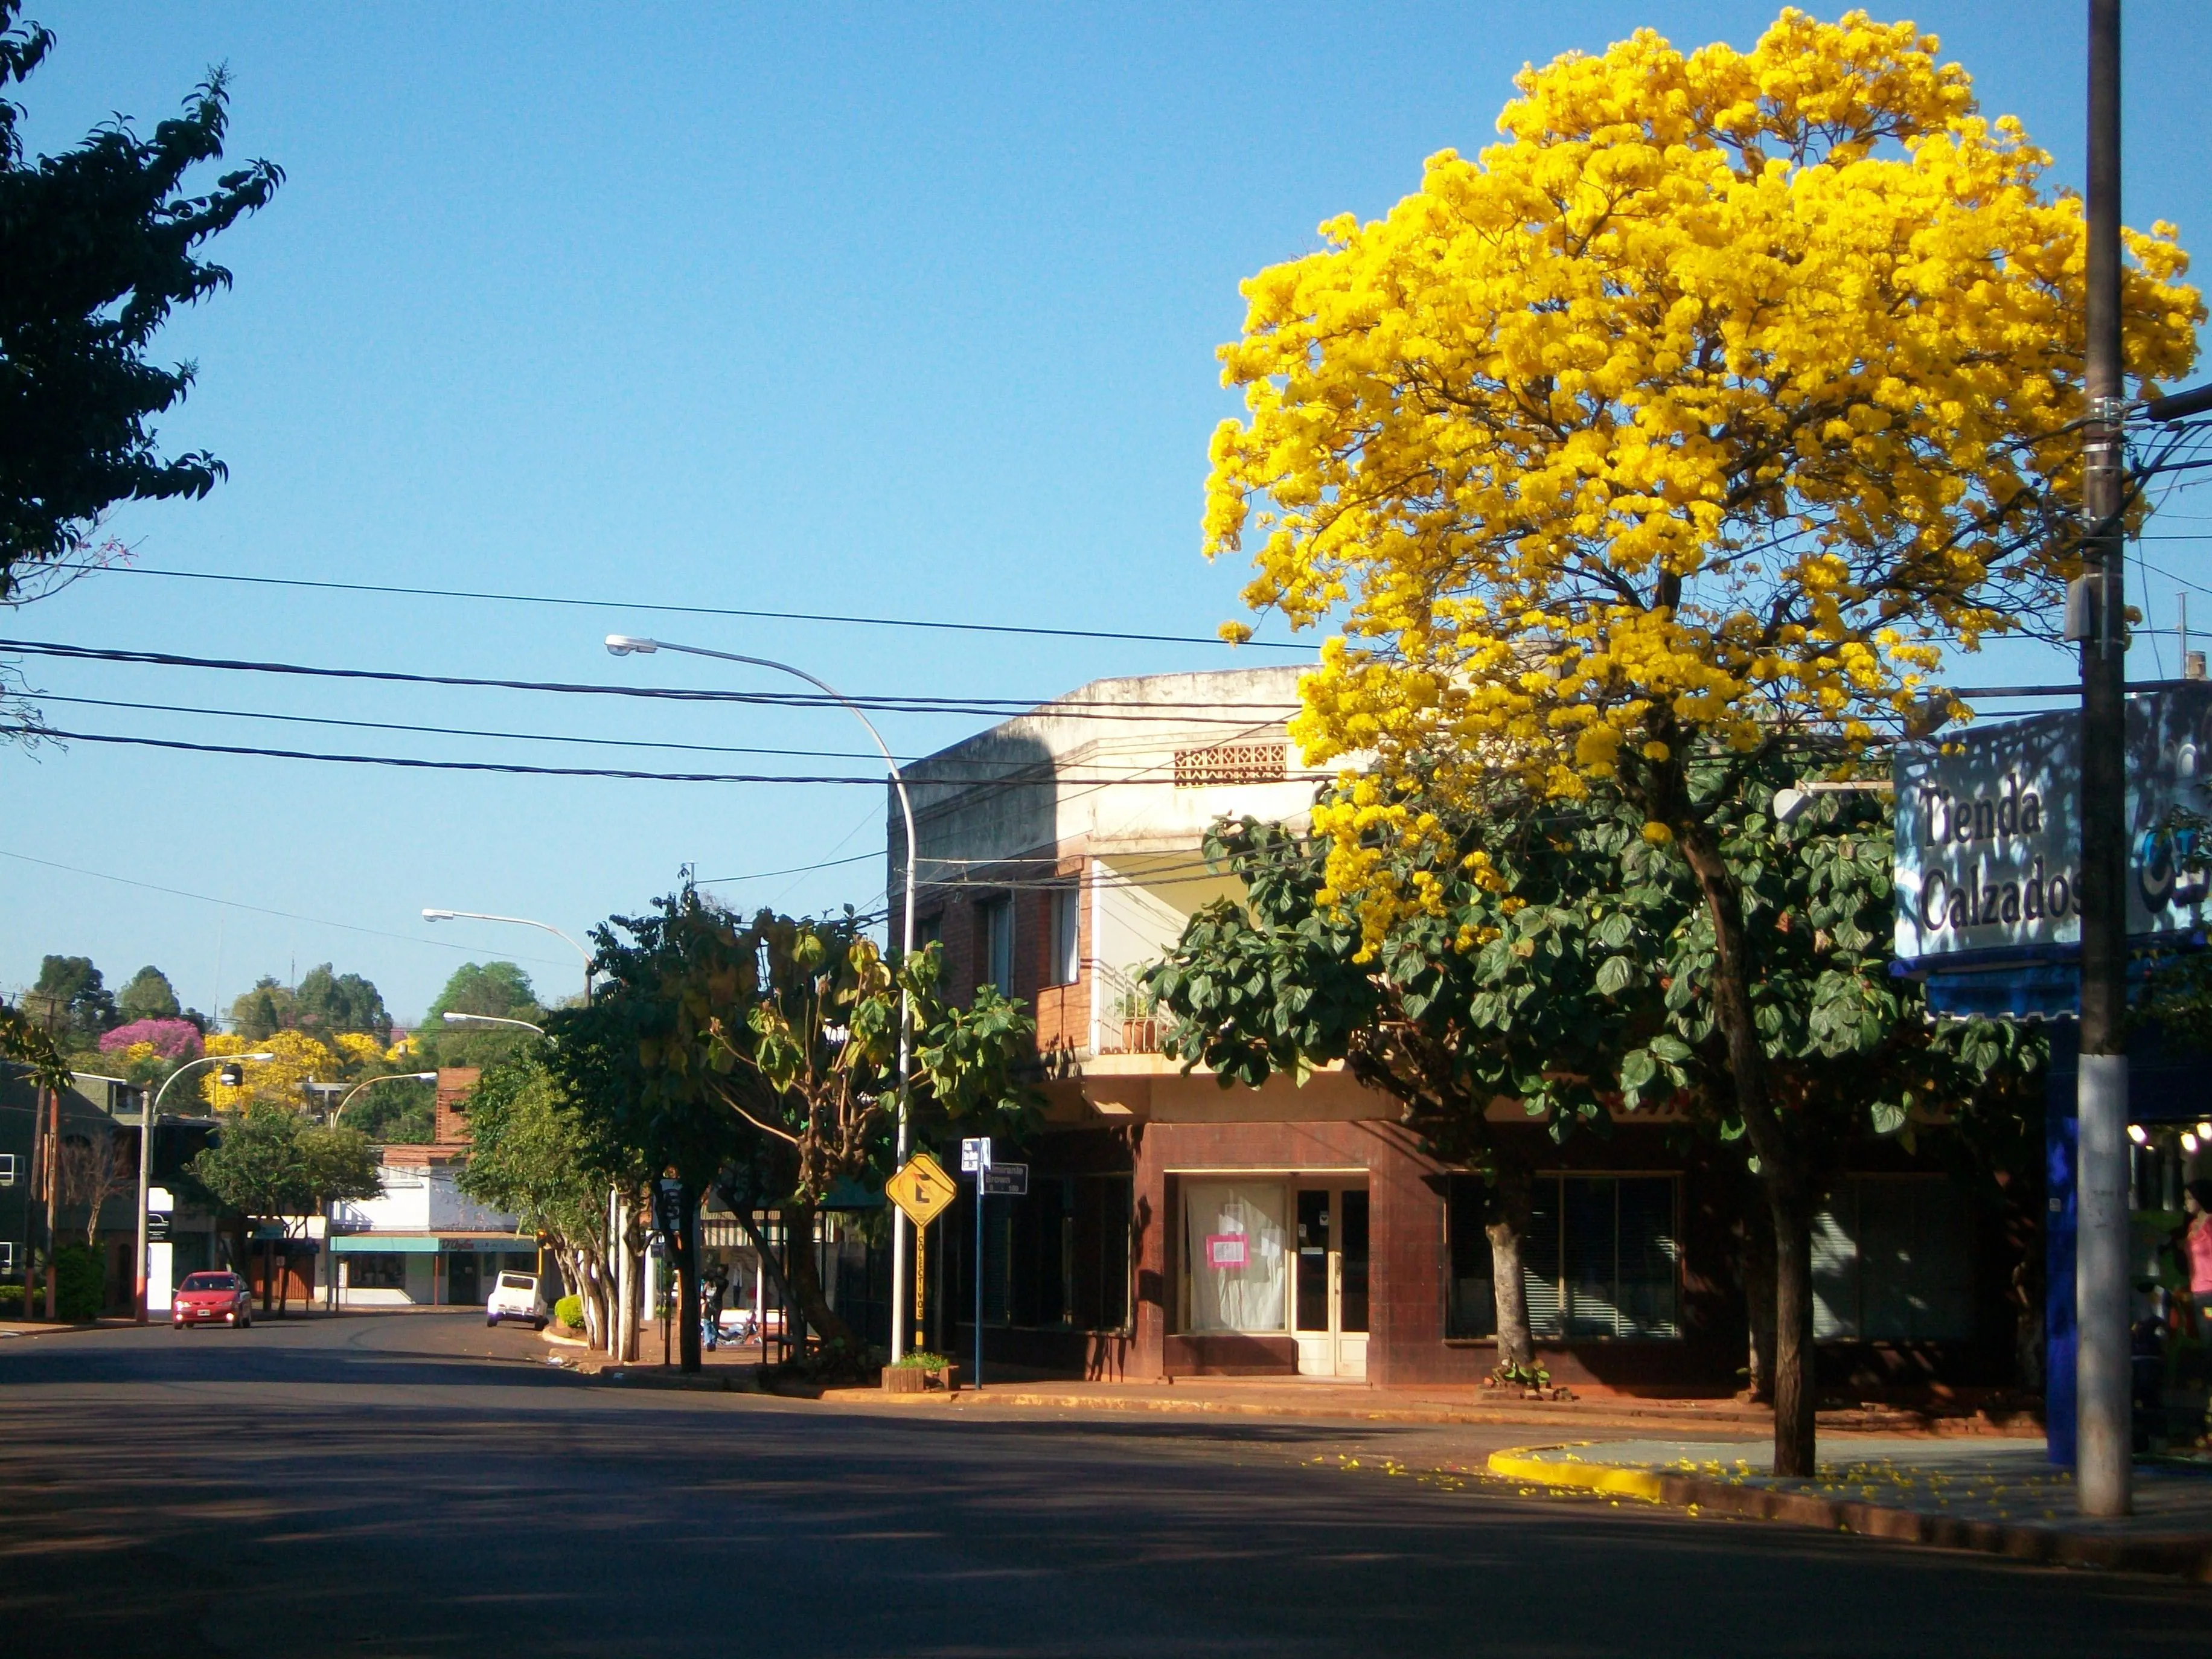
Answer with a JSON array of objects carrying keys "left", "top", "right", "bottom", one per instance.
[{"left": 1488, "top": 1444, "right": 2212, "bottom": 1582}]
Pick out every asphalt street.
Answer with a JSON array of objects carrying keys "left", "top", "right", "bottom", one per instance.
[{"left": 0, "top": 1312, "right": 2204, "bottom": 1657}]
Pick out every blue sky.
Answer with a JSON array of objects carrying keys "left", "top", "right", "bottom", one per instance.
[{"left": 5, "top": 2, "right": 2211, "bottom": 1024}]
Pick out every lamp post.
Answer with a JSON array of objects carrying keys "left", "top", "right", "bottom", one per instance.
[
  {"left": 138, "top": 1050, "right": 274, "bottom": 1322},
  {"left": 333, "top": 1070, "right": 442, "bottom": 1125},
  {"left": 422, "top": 909, "right": 595, "bottom": 1001},
  {"left": 605, "top": 633, "right": 922, "bottom": 1363},
  {"left": 441, "top": 1012, "right": 547, "bottom": 1035}
]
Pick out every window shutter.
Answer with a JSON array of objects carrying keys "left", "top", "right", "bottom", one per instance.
[
  {"left": 1811, "top": 1191, "right": 1861, "bottom": 1341},
  {"left": 1521, "top": 1179, "right": 1564, "bottom": 1339},
  {"left": 1615, "top": 1177, "right": 1680, "bottom": 1338}
]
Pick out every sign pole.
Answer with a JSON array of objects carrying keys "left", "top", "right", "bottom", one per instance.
[{"left": 974, "top": 1164, "right": 985, "bottom": 1394}]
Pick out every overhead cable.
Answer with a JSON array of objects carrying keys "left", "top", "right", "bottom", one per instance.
[
  {"left": 48, "top": 562, "right": 1319, "bottom": 654},
  {"left": 0, "top": 638, "right": 1300, "bottom": 721}
]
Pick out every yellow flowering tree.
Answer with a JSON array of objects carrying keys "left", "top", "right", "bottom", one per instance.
[
  {"left": 1204, "top": 11, "right": 2199, "bottom": 1474},
  {"left": 202, "top": 1029, "right": 340, "bottom": 1113}
]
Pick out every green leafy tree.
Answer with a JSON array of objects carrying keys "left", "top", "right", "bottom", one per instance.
[
  {"left": 0, "top": 1, "right": 283, "bottom": 598},
  {"left": 0, "top": 994, "right": 69, "bottom": 1090},
  {"left": 456, "top": 1052, "right": 621, "bottom": 1346},
  {"left": 115, "top": 965, "right": 181, "bottom": 1023},
  {"left": 188, "top": 1105, "right": 381, "bottom": 1312},
  {"left": 555, "top": 890, "right": 1039, "bottom": 1358},
  {"left": 1148, "top": 799, "right": 1683, "bottom": 1379},
  {"left": 418, "top": 961, "right": 545, "bottom": 1067},
  {"left": 1149, "top": 769, "right": 2044, "bottom": 1413}
]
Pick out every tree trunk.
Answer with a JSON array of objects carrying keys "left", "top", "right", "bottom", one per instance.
[
  {"left": 1486, "top": 1159, "right": 1538, "bottom": 1377},
  {"left": 1741, "top": 1181, "right": 1776, "bottom": 1402},
  {"left": 676, "top": 1182, "right": 702, "bottom": 1375},
  {"left": 1677, "top": 818, "right": 1815, "bottom": 1477},
  {"left": 261, "top": 1235, "right": 275, "bottom": 1314},
  {"left": 725, "top": 1191, "right": 807, "bottom": 1347},
  {"left": 779, "top": 1200, "right": 853, "bottom": 1349},
  {"left": 1770, "top": 1185, "right": 1816, "bottom": 1476}
]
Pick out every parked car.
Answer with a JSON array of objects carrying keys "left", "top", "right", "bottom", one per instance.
[
  {"left": 173, "top": 1271, "right": 253, "bottom": 1329},
  {"left": 485, "top": 1271, "right": 547, "bottom": 1329}
]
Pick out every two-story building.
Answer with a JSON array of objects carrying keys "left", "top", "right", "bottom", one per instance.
[
  {"left": 325, "top": 1069, "right": 540, "bottom": 1306},
  {"left": 892, "top": 667, "right": 2024, "bottom": 1398}
]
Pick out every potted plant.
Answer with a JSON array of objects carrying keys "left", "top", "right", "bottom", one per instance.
[
  {"left": 1113, "top": 983, "right": 1158, "bottom": 1054},
  {"left": 883, "top": 1350, "right": 958, "bottom": 1393}
]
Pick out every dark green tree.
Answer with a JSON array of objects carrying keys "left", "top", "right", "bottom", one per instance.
[
  {"left": 115, "top": 964, "right": 181, "bottom": 1023},
  {"left": 292, "top": 964, "right": 391, "bottom": 1039},
  {"left": 228, "top": 975, "right": 289, "bottom": 1041},
  {"left": 26, "top": 953, "right": 114, "bottom": 1040},
  {"left": 0, "top": 2, "right": 282, "bottom": 599}
]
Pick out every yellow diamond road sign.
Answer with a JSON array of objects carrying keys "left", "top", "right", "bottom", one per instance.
[{"left": 885, "top": 1151, "right": 958, "bottom": 1228}]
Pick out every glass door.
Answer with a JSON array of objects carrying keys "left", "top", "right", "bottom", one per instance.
[{"left": 1292, "top": 1186, "right": 1370, "bottom": 1378}]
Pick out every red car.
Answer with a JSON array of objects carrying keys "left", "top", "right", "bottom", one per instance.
[{"left": 173, "top": 1271, "right": 255, "bottom": 1329}]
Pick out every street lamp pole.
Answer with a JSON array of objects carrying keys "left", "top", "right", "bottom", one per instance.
[
  {"left": 138, "top": 1050, "right": 275, "bottom": 1322},
  {"left": 422, "top": 909, "right": 596, "bottom": 1002},
  {"left": 2075, "top": 0, "right": 2132, "bottom": 1519},
  {"left": 605, "top": 633, "right": 922, "bottom": 1363},
  {"left": 441, "top": 1012, "right": 548, "bottom": 1035}
]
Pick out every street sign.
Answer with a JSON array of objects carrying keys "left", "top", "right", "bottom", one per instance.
[
  {"left": 959, "top": 1136, "right": 992, "bottom": 1173},
  {"left": 885, "top": 1151, "right": 958, "bottom": 1228},
  {"left": 146, "top": 1186, "right": 174, "bottom": 1215},
  {"left": 651, "top": 1178, "right": 686, "bottom": 1239},
  {"left": 982, "top": 1163, "right": 1028, "bottom": 1197},
  {"left": 147, "top": 1213, "right": 170, "bottom": 1242}
]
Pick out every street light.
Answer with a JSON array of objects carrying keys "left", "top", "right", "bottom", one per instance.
[
  {"left": 334, "top": 1071, "right": 441, "bottom": 1125},
  {"left": 422, "top": 909, "right": 595, "bottom": 1001},
  {"left": 1770, "top": 779, "right": 1895, "bottom": 826},
  {"left": 442, "top": 1011, "right": 548, "bottom": 1035},
  {"left": 137, "top": 1050, "right": 275, "bottom": 1322},
  {"left": 605, "top": 632, "right": 924, "bottom": 1362}
]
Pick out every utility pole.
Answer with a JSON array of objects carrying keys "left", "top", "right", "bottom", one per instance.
[{"left": 2075, "top": 0, "right": 2132, "bottom": 1519}]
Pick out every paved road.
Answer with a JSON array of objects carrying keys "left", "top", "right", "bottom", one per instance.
[{"left": 0, "top": 1314, "right": 2203, "bottom": 1657}]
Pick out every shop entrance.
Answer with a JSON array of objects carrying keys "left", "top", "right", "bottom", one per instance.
[
  {"left": 1293, "top": 1186, "right": 1368, "bottom": 1378},
  {"left": 447, "top": 1253, "right": 481, "bottom": 1306}
]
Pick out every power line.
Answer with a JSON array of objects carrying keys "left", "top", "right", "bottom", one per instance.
[
  {"left": 695, "top": 850, "right": 881, "bottom": 883},
  {"left": 30, "top": 726, "right": 1336, "bottom": 788},
  {"left": 0, "top": 638, "right": 1302, "bottom": 721},
  {"left": 0, "top": 848, "right": 574, "bottom": 968},
  {"left": 45, "top": 562, "right": 1320, "bottom": 653},
  {"left": 35, "top": 693, "right": 907, "bottom": 763}
]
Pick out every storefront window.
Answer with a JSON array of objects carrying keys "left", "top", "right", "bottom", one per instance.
[
  {"left": 1448, "top": 1175, "right": 1680, "bottom": 1340},
  {"left": 346, "top": 1253, "right": 408, "bottom": 1291},
  {"left": 1812, "top": 1175, "right": 1972, "bottom": 1341},
  {"left": 1183, "top": 1181, "right": 1288, "bottom": 1332}
]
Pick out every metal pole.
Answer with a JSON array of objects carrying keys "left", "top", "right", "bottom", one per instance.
[
  {"left": 2076, "top": 0, "right": 2132, "bottom": 1518},
  {"left": 132, "top": 1082, "right": 154, "bottom": 1322}
]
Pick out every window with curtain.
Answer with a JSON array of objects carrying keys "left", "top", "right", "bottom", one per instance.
[
  {"left": 1446, "top": 1174, "right": 1680, "bottom": 1340},
  {"left": 1812, "top": 1175, "right": 1974, "bottom": 1341},
  {"left": 981, "top": 899, "right": 1014, "bottom": 997},
  {"left": 1050, "top": 886, "right": 1081, "bottom": 985},
  {"left": 1182, "top": 1181, "right": 1288, "bottom": 1332}
]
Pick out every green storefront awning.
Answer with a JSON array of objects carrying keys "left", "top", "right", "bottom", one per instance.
[{"left": 330, "top": 1236, "right": 536, "bottom": 1254}]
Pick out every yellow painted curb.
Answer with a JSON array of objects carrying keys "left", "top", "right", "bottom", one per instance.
[{"left": 1487, "top": 1444, "right": 1666, "bottom": 1502}]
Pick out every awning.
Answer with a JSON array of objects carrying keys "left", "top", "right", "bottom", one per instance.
[{"left": 329, "top": 1235, "right": 537, "bottom": 1255}]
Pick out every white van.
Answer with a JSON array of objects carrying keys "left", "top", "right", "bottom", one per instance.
[{"left": 485, "top": 1271, "right": 546, "bottom": 1329}]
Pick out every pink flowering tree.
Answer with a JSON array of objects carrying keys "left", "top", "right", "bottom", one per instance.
[{"left": 99, "top": 1018, "right": 203, "bottom": 1061}]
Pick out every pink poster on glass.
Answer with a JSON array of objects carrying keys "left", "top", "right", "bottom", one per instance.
[{"left": 1206, "top": 1233, "right": 1248, "bottom": 1270}]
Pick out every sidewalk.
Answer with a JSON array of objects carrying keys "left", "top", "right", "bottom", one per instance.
[
  {"left": 1489, "top": 1437, "right": 2212, "bottom": 1580},
  {"left": 831, "top": 1373, "right": 2043, "bottom": 1437}
]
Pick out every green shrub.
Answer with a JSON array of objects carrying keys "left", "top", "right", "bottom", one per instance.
[
  {"left": 52, "top": 1245, "right": 106, "bottom": 1322},
  {"left": 0, "top": 1283, "right": 26, "bottom": 1317},
  {"left": 554, "top": 1294, "right": 584, "bottom": 1331},
  {"left": 892, "top": 1349, "right": 949, "bottom": 1370}
]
